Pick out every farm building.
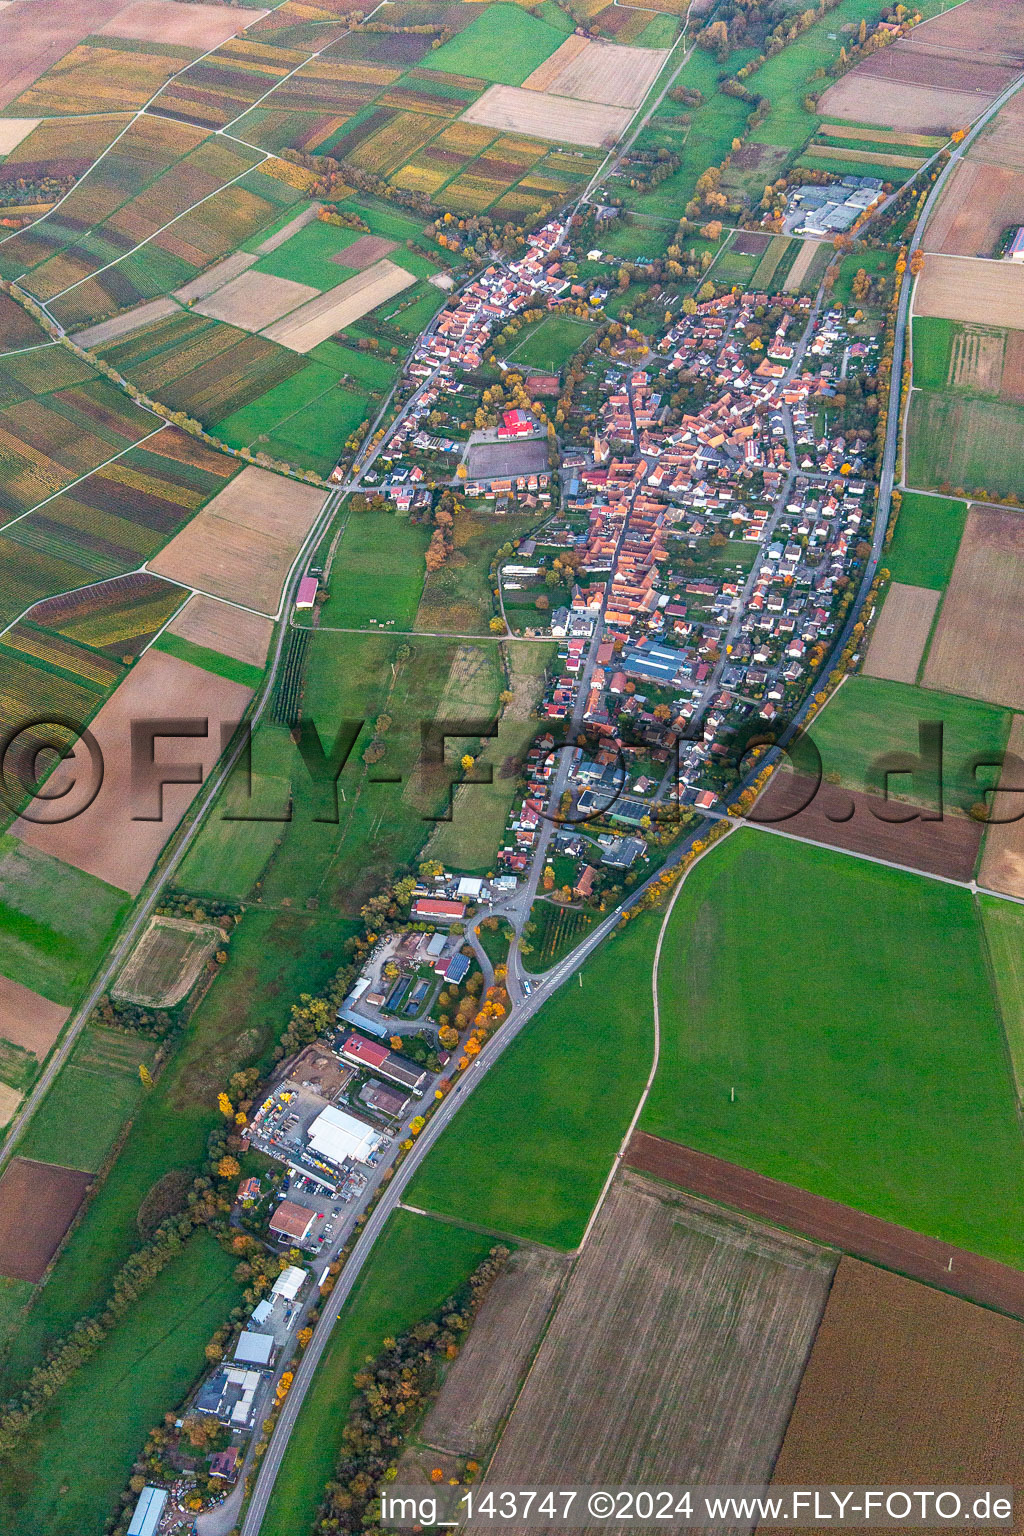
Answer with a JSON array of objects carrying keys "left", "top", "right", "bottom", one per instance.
[
  {"left": 307, "top": 1104, "right": 384, "bottom": 1165},
  {"left": 412, "top": 897, "right": 466, "bottom": 921},
  {"left": 338, "top": 1034, "right": 429, "bottom": 1095},
  {"left": 268, "top": 1198, "right": 316, "bottom": 1244},
  {"left": 127, "top": 1488, "right": 167, "bottom": 1536},
  {"left": 1007, "top": 228, "right": 1024, "bottom": 263},
  {"left": 359, "top": 1080, "right": 412, "bottom": 1120},
  {"left": 296, "top": 575, "right": 318, "bottom": 609},
  {"left": 233, "top": 1329, "right": 275, "bottom": 1368}
]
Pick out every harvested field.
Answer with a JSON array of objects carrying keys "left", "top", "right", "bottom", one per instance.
[
  {"left": 15, "top": 649, "right": 252, "bottom": 895},
  {"left": 748, "top": 775, "right": 983, "bottom": 883},
  {"left": 485, "top": 1170, "right": 834, "bottom": 1523},
  {"left": 330, "top": 234, "right": 398, "bottom": 268},
  {"left": 863, "top": 581, "right": 940, "bottom": 684},
  {"left": 625, "top": 1134, "right": 1024, "bottom": 1320},
  {"left": 0, "top": 119, "right": 39, "bottom": 155},
  {"left": 731, "top": 232, "right": 770, "bottom": 256},
  {"left": 113, "top": 915, "right": 221, "bottom": 1006},
  {"left": 817, "top": 75, "right": 992, "bottom": 135},
  {"left": 924, "top": 159, "right": 1024, "bottom": 257},
  {"left": 947, "top": 322, "right": 1006, "bottom": 392},
  {"left": 521, "top": 37, "right": 668, "bottom": 109},
  {"left": 420, "top": 1245, "right": 567, "bottom": 1456},
  {"left": 73, "top": 298, "right": 180, "bottom": 350},
  {"left": 1003, "top": 328, "right": 1024, "bottom": 401},
  {"left": 174, "top": 250, "right": 257, "bottom": 303},
  {"left": 148, "top": 464, "right": 325, "bottom": 614},
  {"left": 763, "top": 1258, "right": 1024, "bottom": 1536},
  {"left": 923, "top": 503, "right": 1024, "bottom": 709},
  {"left": 461, "top": 85, "right": 631, "bottom": 148},
  {"left": 261, "top": 259, "right": 414, "bottom": 352},
  {"left": 195, "top": 270, "right": 317, "bottom": 329},
  {"left": 910, "top": 0, "right": 1024, "bottom": 66},
  {"left": 0, "top": 1159, "right": 92, "bottom": 1283},
  {"left": 915, "top": 252, "right": 1024, "bottom": 326},
  {"left": 0, "top": 1083, "right": 19, "bottom": 1129},
  {"left": 979, "top": 714, "right": 1024, "bottom": 899},
  {"left": 165, "top": 593, "right": 273, "bottom": 667},
  {"left": 97, "top": 0, "right": 261, "bottom": 47},
  {"left": 0, "top": 975, "right": 69, "bottom": 1060},
  {"left": 973, "top": 88, "right": 1024, "bottom": 169},
  {"left": 783, "top": 238, "right": 824, "bottom": 293}
]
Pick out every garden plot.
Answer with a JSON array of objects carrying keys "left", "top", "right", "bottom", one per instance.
[
  {"left": 521, "top": 37, "right": 668, "bottom": 109},
  {"left": 485, "top": 1169, "right": 835, "bottom": 1515},
  {"left": 261, "top": 259, "right": 414, "bottom": 352},
  {"left": 112, "top": 915, "right": 221, "bottom": 1007},
  {"left": 148, "top": 464, "right": 325, "bottom": 614},
  {"left": 784, "top": 238, "right": 824, "bottom": 292},
  {"left": 195, "top": 270, "right": 318, "bottom": 329},
  {"left": 922, "top": 503, "right": 1024, "bottom": 709},
  {"left": 14, "top": 648, "right": 253, "bottom": 895},
  {"left": 0, "top": 975, "right": 68, "bottom": 1060},
  {"left": 165, "top": 592, "right": 273, "bottom": 667},
  {"left": 862, "top": 582, "right": 940, "bottom": 685},
  {"left": 914, "top": 254, "right": 1024, "bottom": 328},
  {"left": 461, "top": 85, "right": 631, "bottom": 148}
]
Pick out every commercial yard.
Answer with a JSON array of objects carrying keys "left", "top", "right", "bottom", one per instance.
[
  {"left": 644, "top": 831, "right": 1024, "bottom": 1266},
  {"left": 484, "top": 1171, "right": 835, "bottom": 1514},
  {"left": 922, "top": 503, "right": 1024, "bottom": 709},
  {"left": 148, "top": 465, "right": 325, "bottom": 615},
  {"left": 863, "top": 582, "right": 940, "bottom": 685},
  {"left": 764, "top": 1259, "right": 1024, "bottom": 1534}
]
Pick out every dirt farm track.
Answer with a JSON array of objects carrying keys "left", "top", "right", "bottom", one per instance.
[{"left": 625, "top": 1133, "right": 1024, "bottom": 1319}]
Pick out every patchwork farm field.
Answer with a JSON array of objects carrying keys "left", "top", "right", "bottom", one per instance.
[
  {"left": 765, "top": 1258, "right": 1024, "bottom": 1530},
  {"left": 644, "top": 832, "right": 1024, "bottom": 1267},
  {"left": 862, "top": 582, "right": 940, "bottom": 686},
  {"left": 485, "top": 1171, "right": 835, "bottom": 1499},
  {"left": 113, "top": 916, "right": 221, "bottom": 1007},
  {"left": 420, "top": 4, "right": 571, "bottom": 86},
  {"left": 908, "top": 388, "right": 1024, "bottom": 503}
]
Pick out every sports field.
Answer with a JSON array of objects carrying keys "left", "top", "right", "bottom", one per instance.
[
  {"left": 506, "top": 314, "right": 591, "bottom": 372},
  {"left": 644, "top": 832, "right": 1024, "bottom": 1266},
  {"left": 408, "top": 911, "right": 657, "bottom": 1249},
  {"left": 260, "top": 1209, "right": 498, "bottom": 1536}
]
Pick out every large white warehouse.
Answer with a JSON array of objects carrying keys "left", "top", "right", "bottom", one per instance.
[{"left": 308, "top": 1105, "right": 383, "bottom": 1166}]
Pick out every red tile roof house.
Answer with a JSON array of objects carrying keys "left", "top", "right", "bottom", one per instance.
[{"left": 411, "top": 897, "right": 466, "bottom": 921}]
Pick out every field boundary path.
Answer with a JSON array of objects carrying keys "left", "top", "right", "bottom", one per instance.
[{"left": 625, "top": 1132, "right": 1024, "bottom": 1320}]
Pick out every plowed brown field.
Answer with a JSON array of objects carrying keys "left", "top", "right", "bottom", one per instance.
[
  {"left": 0, "top": 975, "right": 69, "bottom": 1058},
  {"left": 747, "top": 776, "right": 983, "bottom": 881},
  {"left": 923, "top": 503, "right": 1024, "bottom": 708},
  {"left": 915, "top": 254, "right": 1024, "bottom": 326},
  {"left": 166, "top": 593, "right": 273, "bottom": 667},
  {"left": 625, "top": 1134, "right": 1024, "bottom": 1319},
  {"left": 761, "top": 1258, "right": 1024, "bottom": 1536},
  {"left": 0, "top": 1158, "right": 92, "bottom": 1282},
  {"left": 924, "top": 159, "right": 1024, "bottom": 257},
  {"left": 978, "top": 714, "right": 1024, "bottom": 897}
]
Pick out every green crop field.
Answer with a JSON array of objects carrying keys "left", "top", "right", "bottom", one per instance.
[
  {"left": 912, "top": 315, "right": 956, "bottom": 390},
  {"left": 807, "top": 676, "right": 1011, "bottom": 812},
  {"left": 978, "top": 894, "right": 1024, "bottom": 1099},
  {"left": 0, "top": 837, "right": 129, "bottom": 1007},
  {"left": 506, "top": 314, "right": 592, "bottom": 373},
  {"left": 420, "top": 3, "right": 571, "bottom": 85},
  {"left": 216, "top": 360, "right": 370, "bottom": 475},
  {"left": 907, "top": 390, "right": 1024, "bottom": 503},
  {"left": 16, "top": 1026, "right": 155, "bottom": 1173},
  {"left": 318, "top": 503, "right": 429, "bottom": 629},
  {"left": 407, "top": 911, "right": 658, "bottom": 1248},
  {"left": 153, "top": 632, "right": 265, "bottom": 689},
  {"left": 254, "top": 218, "right": 365, "bottom": 290},
  {"left": 260, "top": 1209, "right": 497, "bottom": 1536},
  {"left": 0, "top": 1234, "right": 240, "bottom": 1536},
  {"left": 644, "top": 832, "right": 1024, "bottom": 1266},
  {"left": 887, "top": 491, "right": 967, "bottom": 590}
]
